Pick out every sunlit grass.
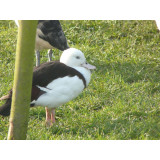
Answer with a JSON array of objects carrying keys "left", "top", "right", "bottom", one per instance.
[{"left": 0, "top": 20, "right": 160, "bottom": 140}]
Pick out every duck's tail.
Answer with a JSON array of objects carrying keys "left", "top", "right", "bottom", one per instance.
[{"left": 0, "top": 91, "right": 12, "bottom": 116}]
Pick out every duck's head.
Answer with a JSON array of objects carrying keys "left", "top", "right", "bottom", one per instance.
[{"left": 60, "top": 48, "right": 96, "bottom": 70}]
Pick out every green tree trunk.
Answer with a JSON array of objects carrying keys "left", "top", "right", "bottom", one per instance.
[{"left": 7, "top": 20, "right": 38, "bottom": 140}]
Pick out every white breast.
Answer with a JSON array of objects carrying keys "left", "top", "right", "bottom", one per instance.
[{"left": 73, "top": 66, "right": 91, "bottom": 86}]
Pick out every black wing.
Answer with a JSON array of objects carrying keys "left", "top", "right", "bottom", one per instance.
[
  {"left": 38, "top": 20, "right": 69, "bottom": 51},
  {"left": 32, "top": 61, "right": 86, "bottom": 87}
]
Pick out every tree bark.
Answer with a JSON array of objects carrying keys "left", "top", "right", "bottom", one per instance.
[{"left": 7, "top": 20, "right": 38, "bottom": 140}]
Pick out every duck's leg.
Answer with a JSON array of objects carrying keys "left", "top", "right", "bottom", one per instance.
[
  {"left": 45, "top": 107, "right": 55, "bottom": 126},
  {"left": 45, "top": 49, "right": 53, "bottom": 126},
  {"left": 35, "top": 50, "right": 40, "bottom": 66},
  {"left": 51, "top": 108, "right": 55, "bottom": 123},
  {"left": 45, "top": 107, "right": 51, "bottom": 126},
  {"left": 48, "top": 49, "right": 53, "bottom": 62}
]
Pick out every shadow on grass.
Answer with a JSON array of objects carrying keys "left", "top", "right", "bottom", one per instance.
[
  {"left": 95, "top": 59, "right": 160, "bottom": 96},
  {"left": 47, "top": 111, "right": 160, "bottom": 140},
  {"left": 97, "top": 59, "right": 160, "bottom": 83}
]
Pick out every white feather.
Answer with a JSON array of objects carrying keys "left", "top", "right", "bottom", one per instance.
[
  {"left": 35, "top": 75, "right": 85, "bottom": 108},
  {"left": 14, "top": 20, "right": 19, "bottom": 27},
  {"left": 155, "top": 20, "right": 160, "bottom": 30}
]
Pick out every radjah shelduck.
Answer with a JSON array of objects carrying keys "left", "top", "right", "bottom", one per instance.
[
  {"left": 0, "top": 48, "right": 96, "bottom": 126},
  {"left": 15, "top": 20, "right": 69, "bottom": 66}
]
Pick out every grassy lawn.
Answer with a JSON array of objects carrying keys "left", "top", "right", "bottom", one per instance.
[{"left": 0, "top": 20, "right": 160, "bottom": 140}]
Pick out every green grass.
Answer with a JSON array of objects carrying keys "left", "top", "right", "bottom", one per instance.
[{"left": 0, "top": 20, "right": 160, "bottom": 140}]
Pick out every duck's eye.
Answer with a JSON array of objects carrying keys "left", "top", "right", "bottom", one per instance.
[{"left": 76, "top": 56, "right": 80, "bottom": 59}]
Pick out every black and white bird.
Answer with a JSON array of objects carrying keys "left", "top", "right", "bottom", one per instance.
[
  {"left": 0, "top": 48, "right": 96, "bottom": 126},
  {"left": 15, "top": 20, "right": 69, "bottom": 66}
]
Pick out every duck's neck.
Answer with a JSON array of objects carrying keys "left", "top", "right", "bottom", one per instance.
[{"left": 73, "top": 66, "right": 91, "bottom": 87}]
